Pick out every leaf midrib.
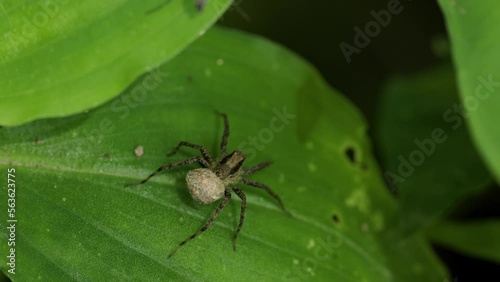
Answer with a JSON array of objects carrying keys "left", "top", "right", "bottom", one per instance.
[{"left": 1, "top": 158, "right": 393, "bottom": 279}]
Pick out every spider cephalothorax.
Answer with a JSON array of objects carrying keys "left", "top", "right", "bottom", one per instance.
[{"left": 126, "top": 112, "right": 288, "bottom": 258}]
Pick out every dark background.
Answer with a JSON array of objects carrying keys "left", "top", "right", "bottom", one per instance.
[
  {"left": 218, "top": 0, "right": 500, "bottom": 280},
  {"left": 219, "top": 0, "right": 447, "bottom": 121}
]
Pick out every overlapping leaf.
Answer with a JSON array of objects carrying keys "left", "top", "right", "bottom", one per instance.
[
  {"left": 438, "top": 0, "right": 500, "bottom": 184},
  {"left": 428, "top": 220, "right": 500, "bottom": 264},
  {"left": 376, "top": 65, "right": 492, "bottom": 234},
  {"left": 0, "top": 0, "right": 232, "bottom": 126}
]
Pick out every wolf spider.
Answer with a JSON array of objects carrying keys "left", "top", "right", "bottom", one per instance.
[{"left": 126, "top": 112, "right": 288, "bottom": 258}]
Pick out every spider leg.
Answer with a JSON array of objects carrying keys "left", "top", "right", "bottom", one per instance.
[
  {"left": 168, "top": 141, "right": 213, "bottom": 163},
  {"left": 243, "top": 161, "right": 273, "bottom": 175},
  {"left": 125, "top": 156, "right": 207, "bottom": 187},
  {"left": 216, "top": 111, "right": 230, "bottom": 155},
  {"left": 242, "top": 178, "right": 290, "bottom": 215},
  {"left": 168, "top": 189, "right": 232, "bottom": 258},
  {"left": 232, "top": 186, "right": 246, "bottom": 251}
]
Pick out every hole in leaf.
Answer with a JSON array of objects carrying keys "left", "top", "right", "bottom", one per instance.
[
  {"left": 332, "top": 214, "right": 340, "bottom": 224},
  {"left": 345, "top": 147, "right": 356, "bottom": 163}
]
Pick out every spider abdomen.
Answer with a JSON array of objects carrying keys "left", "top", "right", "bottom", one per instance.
[{"left": 186, "top": 168, "right": 225, "bottom": 204}]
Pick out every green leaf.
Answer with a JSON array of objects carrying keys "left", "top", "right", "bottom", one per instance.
[
  {"left": 428, "top": 220, "right": 500, "bottom": 264},
  {"left": 376, "top": 65, "right": 492, "bottom": 234},
  {"left": 438, "top": 0, "right": 500, "bottom": 184},
  {"left": 0, "top": 27, "right": 448, "bottom": 281},
  {"left": 0, "top": 0, "right": 232, "bottom": 126}
]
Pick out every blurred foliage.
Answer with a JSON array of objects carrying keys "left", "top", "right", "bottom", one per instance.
[
  {"left": 376, "top": 65, "right": 492, "bottom": 234},
  {"left": 429, "top": 220, "right": 500, "bottom": 264}
]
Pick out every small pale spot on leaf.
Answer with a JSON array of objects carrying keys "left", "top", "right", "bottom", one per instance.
[
  {"left": 134, "top": 145, "right": 144, "bottom": 157},
  {"left": 307, "top": 239, "right": 315, "bottom": 249},
  {"left": 345, "top": 189, "right": 371, "bottom": 214},
  {"left": 307, "top": 162, "right": 317, "bottom": 172}
]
